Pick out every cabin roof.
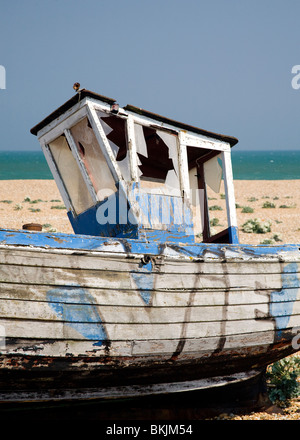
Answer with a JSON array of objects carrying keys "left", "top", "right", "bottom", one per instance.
[
  {"left": 124, "top": 104, "right": 238, "bottom": 146},
  {"left": 30, "top": 89, "right": 238, "bottom": 146},
  {"left": 30, "top": 90, "right": 116, "bottom": 136}
]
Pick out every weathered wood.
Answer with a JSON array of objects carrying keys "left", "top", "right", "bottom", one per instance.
[
  {"left": 179, "top": 130, "right": 230, "bottom": 153},
  {"left": 126, "top": 114, "right": 139, "bottom": 181},
  {"left": 0, "top": 314, "right": 284, "bottom": 341},
  {"left": 0, "top": 282, "right": 289, "bottom": 305},
  {"left": 0, "top": 249, "right": 297, "bottom": 353},
  {"left": 0, "top": 257, "right": 299, "bottom": 290},
  {"left": 64, "top": 128, "right": 98, "bottom": 203},
  {"left": 0, "top": 297, "right": 299, "bottom": 324},
  {"left": 41, "top": 143, "right": 75, "bottom": 215},
  {"left": 1, "top": 229, "right": 299, "bottom": 258},
  {"left": 1, "top": 245, "right": 298, "bottom": 274},
  {"left": 222, "top": 150, "right": 238, "bottom": 231},
  {"left": 86, "top": 103, "right": 123, "bottom": 183},
  {"left": 1, "top": 331, "right": 276, "bottom": 358},
  {"left": 0, "top": 263, "right": 290, "bottom": 291}
]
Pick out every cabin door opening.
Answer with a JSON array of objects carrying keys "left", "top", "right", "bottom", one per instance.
[{"left": 188, "top": 148, "right": 238, "bottom": 244}]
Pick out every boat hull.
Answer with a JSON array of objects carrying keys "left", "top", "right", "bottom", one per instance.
[{"left": 0, "top": 229, "right": 299, "bottom": 402}]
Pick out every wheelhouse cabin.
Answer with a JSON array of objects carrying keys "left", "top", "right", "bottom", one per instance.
[{"left": 31, "top": 90, "right": 239, "bottom": 244}]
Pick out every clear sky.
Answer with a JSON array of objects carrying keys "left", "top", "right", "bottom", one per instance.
[{"left": 1, "top": 0, "right": 300, "bottom": 151}]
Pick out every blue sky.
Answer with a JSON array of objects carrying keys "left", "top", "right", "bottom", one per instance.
[{"left": 0, "top": 0, "right": 300, "bottom": 151}]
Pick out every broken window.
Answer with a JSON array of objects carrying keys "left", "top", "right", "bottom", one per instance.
[
  {"left": 48, "top": 135, "right": 94, "bottom": 214},
  {"left": 70, "top": 117, "right": 117, "bottom": 201},
  {"left": 134, "top": 124, "right": 180, "bottom": 195},
  {"left": 96, "top": 111, "right": 131, "bottom": 182},
  {"left": 132, "top": 124, "right": 185, "bottom": 231}
]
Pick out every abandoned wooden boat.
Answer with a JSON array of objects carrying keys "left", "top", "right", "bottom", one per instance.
[{"left": 0, "top": 88, "right": 299, "bottom": 403}]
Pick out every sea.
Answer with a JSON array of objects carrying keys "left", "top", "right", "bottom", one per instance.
[{"left": 0, "top": 149, "right": 299, "bottom": 180}]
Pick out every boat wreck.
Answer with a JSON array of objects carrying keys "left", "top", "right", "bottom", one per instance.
[{"left": 0, "top": 88, "right": 299, "bottom": 403}]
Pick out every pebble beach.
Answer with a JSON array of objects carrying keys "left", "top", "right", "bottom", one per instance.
[{"left": 0, "top": 179, "right": 299, "bottom": 246}]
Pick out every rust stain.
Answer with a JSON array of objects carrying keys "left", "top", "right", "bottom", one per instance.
[{"left": 47, "top": 235, "right": 66, "bottom": 244}]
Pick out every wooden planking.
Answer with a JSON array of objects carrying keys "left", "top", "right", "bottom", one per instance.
[
  {"left": 287, "top": 314, "right": 300, "bottom": 330},
  {"left": 2, "top": 330, "right": 279, "bottom": 358},
  {"left": 0, "top": 248, "right": 140, "bottom": 272},
  {"left": 0, "top": 264, "right": 130, "bottom": 290},
  {"left": 3, "top": 338, "right": 134, "bottom": 359},
  {"left": 0, "top": 282, "right": 149, "bottom": 306},
  {"left": 0, "top": 297, "right": 299, "bottom": 324},
  {"left": 0, "top": 318, "right": 280, "bottom": 342},
  {"left": 0, "top": 245, "right": 298, "bottom": 360},
  {"left": 0, "top": 282, "right": 293, "bottom": 307},
  {"left": 1, "top": 230, "right": 299, "bottom": 261},
  {"left": 107, "top": 319, "right": 279, "bottom": 340},
  {"left": 0, "top": 263, "right": 288, "bottom": 290},
  {"left": 0, "top": 247, "right": 298, "bottom": 275},
  {"left": 132, "top": 330, "right": 277, "bottom": 356},
  {"left": 161, "top": 259, "right": 292, "bottom": 276},
  {"left": 184, "top": 329, "right": 276, "bottom": 352}
]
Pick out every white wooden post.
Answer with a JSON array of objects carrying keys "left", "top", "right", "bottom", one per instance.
[
  {"left": 86, "top": 103, "right": 123, "bottom": 183},
  {"left": 40, "top": 142, "right": 75, "bottom": 215},
  {"left": 178, "top": 131, "right": 190, "bottom": 199},
  {"left": 126, "top": 115, "right": 139, "bottom": 182},
  {"left": 64, "top": 129, "right": 98, "bottom": 203},
  {"left": 222, "top": 149, "right": 238, "bottom": 231}
]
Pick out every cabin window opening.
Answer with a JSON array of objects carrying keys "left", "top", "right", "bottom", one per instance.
[
  {"left": 96, "top": 111, "right": 131, "bottom": 182},
  {"left": 134, "top": 124, "right": 180, "bottom": 195},
  {"left": 70, "top": 117, "right": 117, "bottom": 202},
  {"left": 187, "top": 147, "right": 228, "bottom": 243},
  {"left": 48, "top": 135, "right": 94, "bottom": 215}
]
